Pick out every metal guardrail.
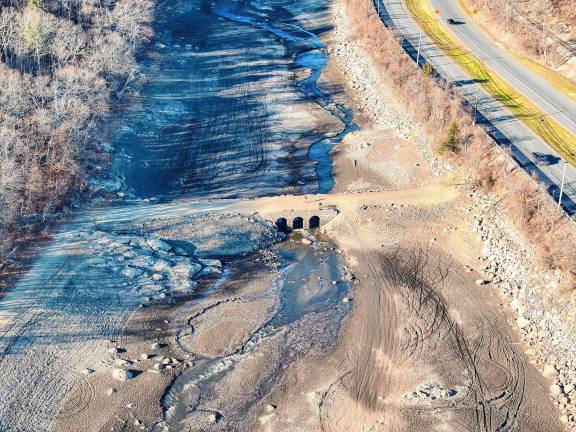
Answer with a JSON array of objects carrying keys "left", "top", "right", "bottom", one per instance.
[{"left": 370, "top": 0, "right": 576, "bottom": 218}]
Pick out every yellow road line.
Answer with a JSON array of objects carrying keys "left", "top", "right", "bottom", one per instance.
[{"left": 405, "top": 0, "right": 576, "bottom": 165}]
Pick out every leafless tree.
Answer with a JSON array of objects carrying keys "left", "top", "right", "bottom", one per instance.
[{"left": 0, "top": 0, "right": 152, "bottom": 259}]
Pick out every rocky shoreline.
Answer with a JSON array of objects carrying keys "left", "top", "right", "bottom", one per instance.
[
  {"left": 330, "top": 0, "right": 575, "bottom": 428},
  {"left": 469, "top": 190, "right": 576, "bottom": 428},
  {"left": 328, "top": 3, "right": 448, "bottom": 177}
]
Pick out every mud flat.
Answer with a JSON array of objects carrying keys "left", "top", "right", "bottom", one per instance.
[
  {"left": 0, "top": 0, "right": 570, "bottom": 430},
  {"left": 250, "top": 0, "right": 567, "bottom": 431},
  {"left": 0, "top": 0, "right": 356, "bottom": 430}
]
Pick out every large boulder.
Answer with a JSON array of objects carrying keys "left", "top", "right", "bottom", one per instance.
[
  {"left": 112, "top": 368, "right": 134, "bottom": 382},
  {"left": 198, "top": 266, "right": 222, "bottom": 277},
  {"left": 198, "top": 258, "right": 222, "bottom": 269},
  {"left": 153, "top": 259, "right": 171, "bottom": 272},
  {"left": 121, "top": 267, "right": 143, "bottom": 279},
  {"left": 131, "top": 255, "right": 155, "bottom": 269},
  {"left": 168, "top": 262, "right": 202, "bottom": 291},
  {"left": 142, "top": 237, "right": 172, "bottom": 252}
]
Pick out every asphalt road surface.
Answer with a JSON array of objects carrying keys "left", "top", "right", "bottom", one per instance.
[{"left": 376, "top": 0, "right": 576, "bottom": 215}]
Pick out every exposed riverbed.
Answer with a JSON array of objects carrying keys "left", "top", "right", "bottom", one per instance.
[
  {"left": 159, "top": 238, "right": 351, "bottom": 430},
  {"left": 105, "top": 0, "right": 356, "bottom": 199},
  {"left": 0, "top": 0, "right": 359, "bottom": 430}
]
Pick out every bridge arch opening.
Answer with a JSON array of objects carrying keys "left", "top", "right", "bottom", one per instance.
[
  {"left": 275, "top": 217, "right": 289, "bottom": 232},
  {"left": 309, "top": 215, "right": 320, "bottom": 229},
  {"left": 293, "top": 216, "right": 304, "bottom": 230}
]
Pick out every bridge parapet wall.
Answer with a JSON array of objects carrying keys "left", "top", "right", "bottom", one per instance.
[{"left": 258, "top": 207, "right": 338, "bottom": 230}]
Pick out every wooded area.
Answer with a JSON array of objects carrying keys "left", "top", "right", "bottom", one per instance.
[
  {"left": 465, "top": 0, "right": 576, "bottom": 73},
  {"left": 0, "top": 0, "right": 152, "bottom": 259}
]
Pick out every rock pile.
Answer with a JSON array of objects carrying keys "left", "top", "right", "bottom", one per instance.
[
  {"left": 330, "top": 4, "right": 450, "bottom": 176},
  {"left": 82, "top": 230, "right": 223, "bottom": 303},
  {"left": 402, "top": 383, "right": 465, "bottom": 404},
  {"left": 469, "top": 190, "right": 576, "bottom": 428}
]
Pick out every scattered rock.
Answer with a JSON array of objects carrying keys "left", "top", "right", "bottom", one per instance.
[
  {"left": 543, "top": 364, "right": 557, "bottom": 378},
  {"left": 143, "top": 237, "right": 172, "bottom": 252},
  {"left": 198, "top": 266, "right": 222, "bottom": 277},
  {"left": 153, "top": 260, "right": 170, "bottom": 272},
  {"left": 112, "top": 368, "right": 134, "bottom": 382},
  {"left": 107, "top": 387, "right": 117, "bottom": 396},
  {"left": 132, "top": 255, "right": 155, "bottom": 269},
  {"left": 264, "top": 404, "right": 276, "bottom": 413},
  {"left": 342, "top": 297, "right": 350, "bottom": 304},
  {"left": 517, "top": 316, "right": 530, "bottom": 329},
  {"left": 301, "top": 238, "right": 312, "bottom": 245},
  {"left": 121, "top": 267, "right": 143, "bottom": 279},
  {"left": 198, "top": 258, "right": 222, "bottom": 268},
  {"left": 169, "top": 262, "right": 202, "bottom": 291},
  {"left": 550, "top": 384, "right": 563, "bottom": 395}
]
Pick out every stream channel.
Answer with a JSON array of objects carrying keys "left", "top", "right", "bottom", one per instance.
[
  {"left": 137, "top": 0, "right": 358, "bottom": 426},
  {"left": 0, "top": 0, "right": 358, "bottom": 429}
]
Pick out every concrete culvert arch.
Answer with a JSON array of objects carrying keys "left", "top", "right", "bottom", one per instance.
[
  {"left": 309, "top": 216, "right": 320, "bottom": 229},
  {"left": 276, "top": 217, "right": 288, "bottom": 232},
  {"left": 293, "top": 217, "right": 304, "bottom": 229}
]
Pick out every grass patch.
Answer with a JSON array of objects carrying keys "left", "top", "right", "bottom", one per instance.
[{"left": 513, "top": 54, "right": 576, "bottom": 101}]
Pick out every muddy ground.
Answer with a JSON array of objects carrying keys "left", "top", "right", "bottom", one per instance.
[{"left": 0, "top": 0, "right": 568, "bottom": 430}]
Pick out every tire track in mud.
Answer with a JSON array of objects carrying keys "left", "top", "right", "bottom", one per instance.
[
  {"left": 55, "top": 372, "right": 96, "bottom": 421},
  {"left": 0, "top": 232, "right": 158, "bottom": 431},
  {"left": 324, "top": 216, "right": 526, "bottom": 432},
  {"left": 213, "top": 0, "right": 358, "bottom": 195}
]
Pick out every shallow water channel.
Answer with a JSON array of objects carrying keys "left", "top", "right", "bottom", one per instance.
[
  {"left": 108, "top": 0, "right": 357, "bottom": 199},
  {"left": 0, "top": 0, "right": 358, "bottom": 429},
  {"left": 159, "top": 239, "right": 351, "bottom": 429},
  {"left": 138, "top": 0, "right": 358, "bottom": 426}
]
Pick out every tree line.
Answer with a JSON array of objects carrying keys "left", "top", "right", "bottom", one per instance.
[{"left": 0, "top": 0, "right": 151, "bottom": 260}]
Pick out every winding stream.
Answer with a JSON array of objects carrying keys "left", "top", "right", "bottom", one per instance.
[
  {"left": 131, "top": 0, "right": 359, "bottom": 426},
  {"left": 158, "top": 240, "right": 351, "bottom": 429},
  {"left": 0, "top": 0, "right": 359, "bottom": 429},
  {"left": 215, "top": 0, "right": 358, "bottom": 194},
  {"left": 107, "top": 0, "right": 357, "bottom": 198}
]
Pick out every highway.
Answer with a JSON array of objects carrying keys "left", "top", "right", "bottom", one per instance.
[
  {"left": 431, "top": 0, "right": 575, "bottom": 136},
  {"left": 375, "top": 0, "right": 576, "bottom": 215}
]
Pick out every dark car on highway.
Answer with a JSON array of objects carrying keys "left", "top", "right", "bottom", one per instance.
[{"left": 447, "top": 18, "right": 456, "bottom": 24}]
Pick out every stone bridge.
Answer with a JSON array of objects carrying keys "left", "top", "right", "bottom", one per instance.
[{"left": 88, "top": 186, "right": 457, "bottom": 233}]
